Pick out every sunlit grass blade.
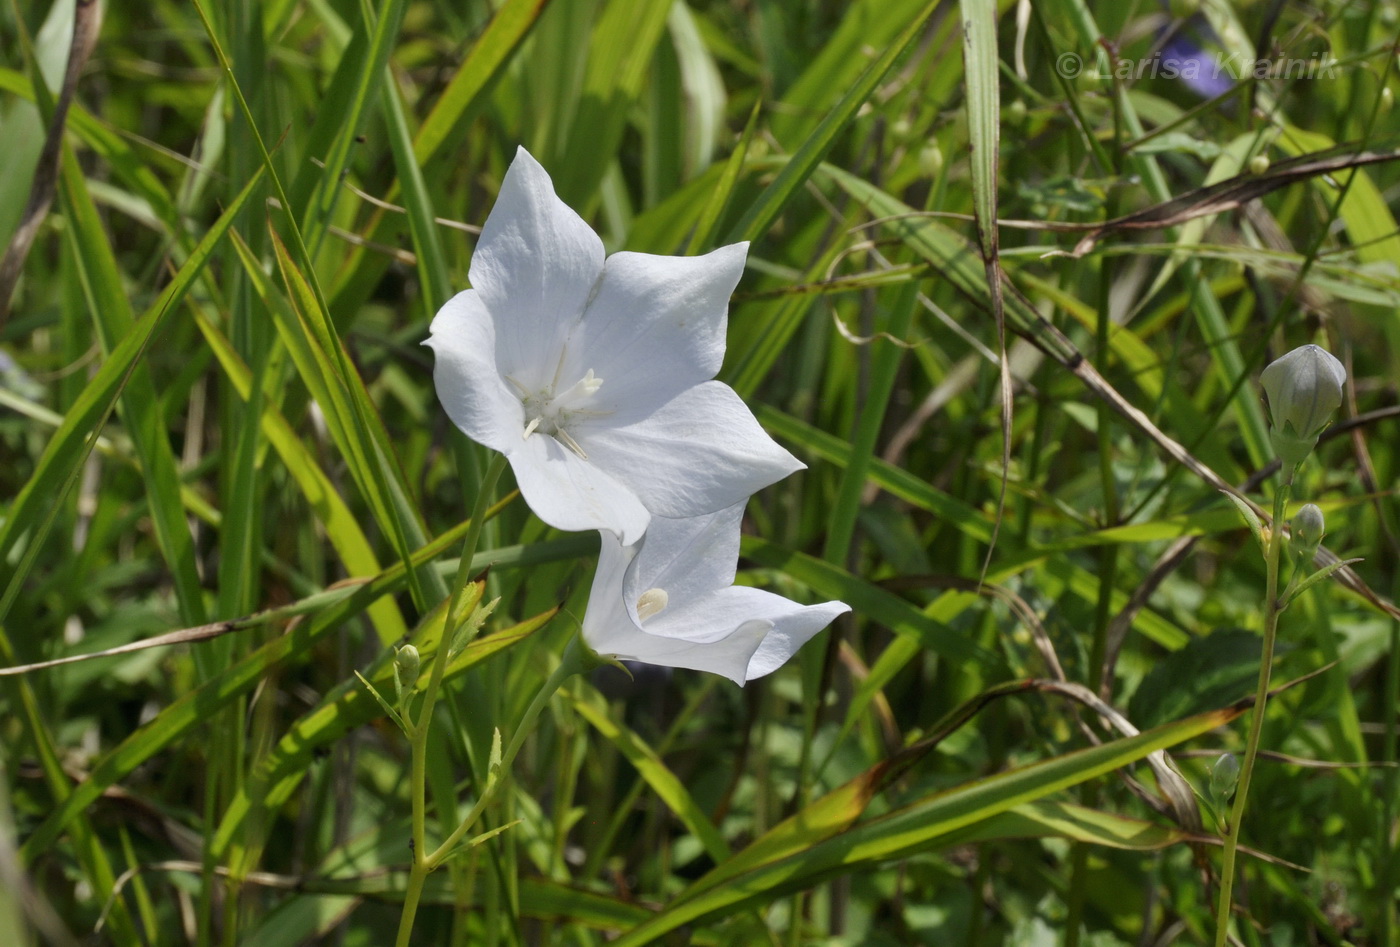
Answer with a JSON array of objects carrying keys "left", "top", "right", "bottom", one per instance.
[
  {"left": 685, "top": 100, "right": 760, "bottom": 255},
  {"left": 15, "top": 524, "right": 584, "bottom": 862},
  {"left": 552, "top": 0, "right": 674, "bottom": 208},
  {"left": 264, "top": 229, "right": 445, "bottom": 608},
  {"left": 0, "top": 164, "right": 264, "bottom": 627},
  {"left": 606, "top": 702, "right": 1245, "bottom": 945},
  {"left": 570, "top": 685, "right": 730, "bottom": 863},
  {"left": 213, "top": 602, "right": 555, "bottom": 876},
  {"left": 55, "top": 146, "right": 207, "bottom": 625},
  {"left": 726, "top": 0, "right": 937, "bottom": 244},
  {"left": 193, "top": 309, "right": 409, "bottom": 645},
  {"left": 414, "top": 0, "right": 556, "bottom": 165}
]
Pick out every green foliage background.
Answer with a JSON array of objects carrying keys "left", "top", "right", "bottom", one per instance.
[{"left": 1, "top": 0, "right": 1398, "bottom": 944}]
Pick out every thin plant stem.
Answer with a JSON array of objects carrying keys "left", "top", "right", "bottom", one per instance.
[
  {"left": 395, "top": 451, "right": 508, "bottom": 947},
  {"left": 1212, "top": 468, "right": 1295, "bottom": 947},
  {"left": 427, "top": 639, "right": 588, "bottom": 865},
  {"left": 395, "top": 630, "right": 589, "bottom": 947}
]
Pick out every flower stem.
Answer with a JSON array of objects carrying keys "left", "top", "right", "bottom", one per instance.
[
  {"left": 1212, "top": 469, "right": 1294, "bottom": 947},
  {"left": 394, "top": 451, "right": 507, "bottom": 947},
  {"left": 426, "top": 637, "right": 589, "bottom": 866}
]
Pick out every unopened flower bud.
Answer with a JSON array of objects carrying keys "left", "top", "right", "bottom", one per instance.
[
  {"left": 1260, "top": 344, "right": 1346, "bottom": 467},
  {"left": 394, "top": 644, "right": 420, "bottom": 691},
  {"left": 1293, "top": 503, "right": 1325, "bottom": 554},
  {"left": 919, "top": 142, "right": 944, "bottom": 178},
  {"left": 1210, "top": 752, "right": 1240, "bottom": 804},
  {"left": 1248, "top": 154, "right": 1270, "bottom": 175}
]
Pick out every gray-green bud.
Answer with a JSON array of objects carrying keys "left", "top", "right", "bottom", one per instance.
[
  {"left": 1209, "top": 752, "right": 1240, "bottom": 804},
  {"left": 1260, "top": 344, "right": 1346, "bottom": 467},
  {"left": 919, "top": 142, "right": 944, "bottom": 178},
  {"left": 394, "top": 644, "right": 421, "bottom": 691},
  {"left": 1293, "top": 503, "right": 1325, "bottom": 554}
]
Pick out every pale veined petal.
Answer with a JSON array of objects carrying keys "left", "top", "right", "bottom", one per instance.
[
  {"left": 605, "top": 620, "right": 772, "bottom": 687},
  {"left": 507, "top": 433, "right": 650, "bottom": 544},
  {"left": 583, "top": 536, "right": 770, "bottom": 686},
  {"left": 469, "top": 147, "right": 605, "bottom": 391},
  {"left": 425, "top": 289, "right": 524, "bottom": 453},
  {"left": 559, "top": 243, "right": 748, "bottom": 410},
  {"left": 742, "top": 597, "right": 851, "bottom": 680},
  {"left": 580, "top": 382, "right": 804, "bottom": 520},
  {"left": 619, "top": 505, "right": 743, "bottom": 614},
  {"left": 582, "top": 516, "right": 849, "bottom": 686}
]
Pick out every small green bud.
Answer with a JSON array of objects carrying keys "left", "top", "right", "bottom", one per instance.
[
  {"left": 1006, "top": 99, "right": 1028, "bottom": 126},
  {"left": 1382, "top": 87, "right": 1394, "bottom": 112},
  {"left": 393, "top": 644, "right": 420, "bottom": 702},
  {"left": 919, "top": 142, "right": 944, "bottom": 178},
  {"left": 1293, "top": 503, "right": 1325, "bottom": 554},
  {"left": 1209, "top": 752, "right": 1240, "bottom": 805},
  {"left": 1260, "top": 344, "right": 1346, "bottom": 466},
  {"left": 1248, "top": 154, "right": 1270, "bottom": 175}
]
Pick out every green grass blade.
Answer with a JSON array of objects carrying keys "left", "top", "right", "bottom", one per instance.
[
  {"left": 55, "top": 146, "right": 207, "bottom": 625},
  {"left": 213, "top": 604, "right": 553, "bottom": 871},
  {"left": 570, "top": 686, "right": 730, "bottom": 863},
  {"left": 740, "top": 536, "right": 998, "bottom": 666},
  {"left": 0, "top": 165, "right": 264, "bottom": 627},
  {"left": 725, "top": 0, "right": 938, "bottom": 244},
  {"left": 413, "top": 0, "right": 556, "bottom": 165},
  {"left": 607, "top": 702, "right": 1243, "bottom": 944},
  {"left": 685, "top": 100, "right": 760, "bottom": 255},
  {"left": 15, "top": 526, "right": 584, "bottom": 861},
  {"left": 193, "top": 309, "right": 409, "bottom": 645},
  {"left": 552, "top": 0, "right": 674, "bottom": 207}
]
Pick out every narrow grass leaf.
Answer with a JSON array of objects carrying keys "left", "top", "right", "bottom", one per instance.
[
  {"left": 607, "top": 702, "right": 1243, "bottom": 944},
  {"left": 726, "top": 0, "right": 938, "bottom": 244}
]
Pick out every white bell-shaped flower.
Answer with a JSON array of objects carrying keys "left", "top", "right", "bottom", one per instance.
[
  {"left": 582, "top": 503, "right": 849, "bottom": 686},
  {"left": 426, "top": 147, "right": 802, "bottom": 544}
]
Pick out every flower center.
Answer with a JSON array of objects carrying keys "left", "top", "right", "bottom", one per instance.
[
  {"left": 635, "top": 587, "right": 669, "bottom": 623},
  {"left": 507, "top": 366, "right": 607, "bottom": 460}
]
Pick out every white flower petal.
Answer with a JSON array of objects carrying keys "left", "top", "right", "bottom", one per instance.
[
  {"left": 559, "top": 243, "right": 747, "bottom": 409},
  {"left": 580, "top": 382, "right": 804, "bottom": 519},
  {"left": 425, "top": 289, "right": 523, "bottom": 453},
  {"left": 469, "top": 147, "right": 605, "bottom": 389},
  {"left": 599, "top": 617, "right": 771, "bottom": 687},
  {"left": 582, "top": 519, "right": 849, "bottom": 686},
  {"left": 1260, "top": 343, "right": 1346, "bottom": 439},
  {"left": 742, "top": 596, "right": 851, "bottom": 680},
  {"left": 620, "top": 505, "right": 743, "bottom": 609},
  {"left": 507, "top": 433, "right": 650, "bottom": 544}
]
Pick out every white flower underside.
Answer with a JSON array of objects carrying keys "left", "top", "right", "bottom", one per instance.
[{"left": 582, "top": 504, "right": 850, "bottom": 685}]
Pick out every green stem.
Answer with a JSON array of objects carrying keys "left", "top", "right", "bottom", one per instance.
[
  {"left": 394, "top": 634, "right": 589, "bottom": 947},
  {"left": 394, "top": 451, "right": 507, "bottom": 947},
  {"left": 426, "top": 638, "right": 589, "bottom": 866},
  {"left": 1212, "top": 469, "right": 1294, "bottom": 947}
]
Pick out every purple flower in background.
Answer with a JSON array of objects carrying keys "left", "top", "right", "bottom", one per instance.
[{"left": 1158, "top": 19, "right": 1233, "bottom": 98}]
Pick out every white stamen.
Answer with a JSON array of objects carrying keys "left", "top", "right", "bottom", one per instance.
[
  {"left": 556, "top": 428, "right": 588, "bottom": 460},
  {"left": 522, "top": 416, "right": 541, "bottom": 439},
  {"left": 557, "top": 369, "right": 605, "bottom": 402},
  {"left": 635, "top": 588, "right": 669, "bottom": 623}
]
